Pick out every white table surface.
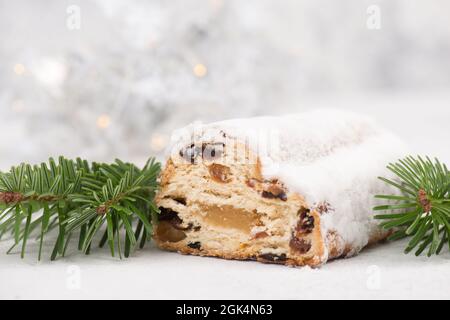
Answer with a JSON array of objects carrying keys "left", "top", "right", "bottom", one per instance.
[
  {"left": 1, "top": 96, "right": 449, "bottom": 300},
  {"left": 0, "top": 238, "right": 449, "bottom": 300}
]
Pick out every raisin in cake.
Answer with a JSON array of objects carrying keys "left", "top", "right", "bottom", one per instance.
[{"left": 154, "top": 109, "right": 406, "bottom": 267}]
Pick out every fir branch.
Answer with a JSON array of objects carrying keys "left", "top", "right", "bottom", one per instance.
[
  {"left": 0, "top": 157, "right": 161, "bottom": 260},
  {"left": 374, "top": 156, "right": 450, "bottom": 256}
]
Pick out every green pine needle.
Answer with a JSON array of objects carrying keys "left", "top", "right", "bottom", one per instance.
[
  {"left": 0, "top": 156, "right": 161, "bottom": 261},
  {"left": 374, "top": 156, "right": 449, "bottom": 256}
]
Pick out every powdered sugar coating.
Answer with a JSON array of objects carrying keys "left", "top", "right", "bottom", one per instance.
[{"left": 168, "top": 109, "right": 407, "bottom": 258}]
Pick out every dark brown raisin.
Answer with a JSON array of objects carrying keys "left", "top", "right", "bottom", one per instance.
[
  {"left": 261, "top": 190, "right": 287, "bottom": 201},
  {"left": 289, "top": 237, "right": 312, "bottom": 254},
  {"left": 202, "top": 143, "right": 225, "bottom": 161},
  {"left": 259, "top": 253, "right": 287, "bottom": 264},
  {"left": 261, "top": 191, "right": 274, "bottom": 199},
  {"left": 261, "top": 181, "right": 288, "bottom": 201},
  {"left": 298, "top": 206, "right": 310, "bottom": 216},
  {"left": 187, "top": 242, "right": 201, "bottom": 250},
  {"left": 296, "top": 208, "right": 315, "bottom": 234},
  {"left": 173, "top": 197, "right": 187, "bottom": 205},
  {"left": 158, "top": 207, "right": 182, "bottom": 222},
  {"left": 158, "top": 207, "right": 192, "bottom": 231}
]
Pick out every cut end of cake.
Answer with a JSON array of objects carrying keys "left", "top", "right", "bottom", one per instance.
[{"left": 154, "top": 139, "right": 328, "bottom": 267}]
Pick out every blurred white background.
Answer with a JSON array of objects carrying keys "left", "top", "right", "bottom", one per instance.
[{"left": 1, "top": 0, "right": 449, "bottom": 169}]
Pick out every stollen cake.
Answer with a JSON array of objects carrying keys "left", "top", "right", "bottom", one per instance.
[{"left": 154, "top": 109, "right": 406, "bottom": 267}]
